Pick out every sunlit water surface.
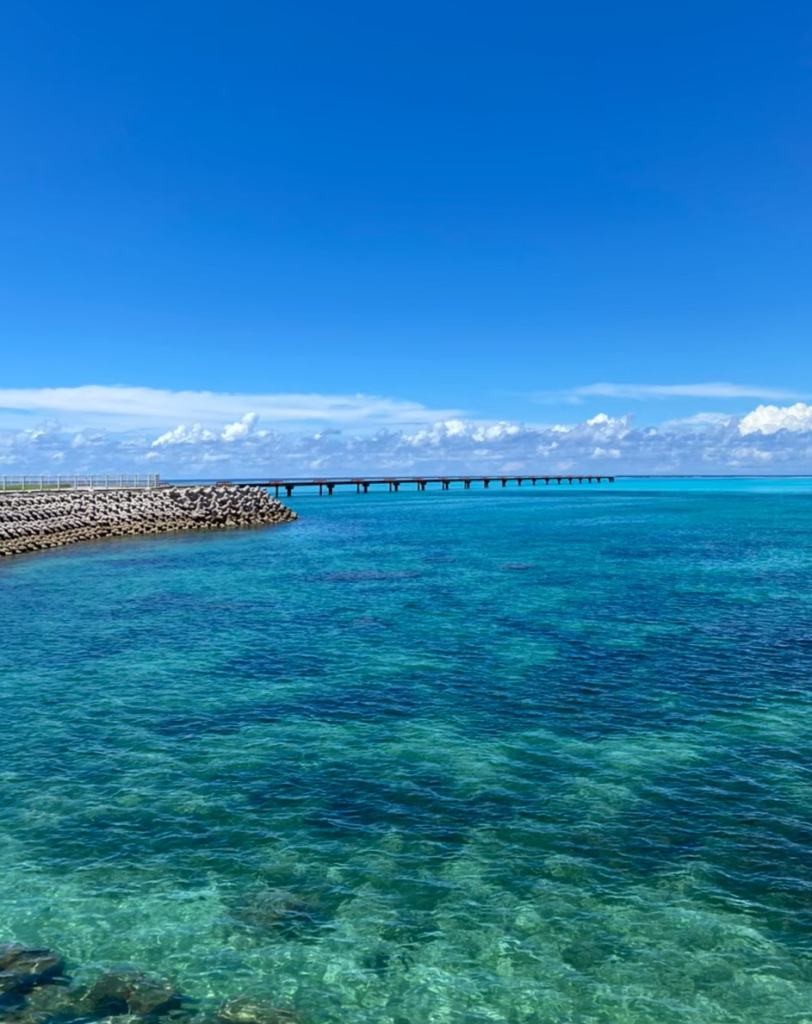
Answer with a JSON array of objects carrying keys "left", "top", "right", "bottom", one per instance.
[{"left": 3, "top": 480, "right": 812, "bottom": 1023}]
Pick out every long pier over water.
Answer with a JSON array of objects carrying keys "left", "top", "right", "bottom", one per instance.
[{"left": 227, "top": 475, "right": 615, "bottom": 497}]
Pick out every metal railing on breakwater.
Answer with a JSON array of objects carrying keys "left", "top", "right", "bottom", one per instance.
[{"left": 0, "top": 474, "right": 161, "bottom": 491}]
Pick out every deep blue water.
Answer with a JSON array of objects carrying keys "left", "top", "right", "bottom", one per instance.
[{"left": 2, "top": 480, "right": 812, "bottom": 1023}]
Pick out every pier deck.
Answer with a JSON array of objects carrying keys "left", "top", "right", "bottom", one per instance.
[{"left": 226, "top": 475, "right": 615, "bottom": 497}]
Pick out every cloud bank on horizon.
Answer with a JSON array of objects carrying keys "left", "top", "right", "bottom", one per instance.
[{"left": 1, "top": 384, "right": 811, "bottom": 476}]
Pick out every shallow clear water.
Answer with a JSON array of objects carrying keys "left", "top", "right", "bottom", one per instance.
[{"left": 3, "top": 481, "right": 812, "bottom": 1023}]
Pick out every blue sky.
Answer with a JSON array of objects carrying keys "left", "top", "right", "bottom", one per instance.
[{"left": 1, "top": 1, "right": 811, "bottom": 473}]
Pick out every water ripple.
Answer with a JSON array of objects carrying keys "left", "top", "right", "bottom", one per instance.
[{"left": 2, "top": 487, "right": 812, "bottom": 1022}]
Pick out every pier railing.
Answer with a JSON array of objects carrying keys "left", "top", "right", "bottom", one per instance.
[{"left": 0, "top": 474, "right": 161, "bottom": 491}]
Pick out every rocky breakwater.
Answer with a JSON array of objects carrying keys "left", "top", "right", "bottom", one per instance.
[{"left": 0, "top": 486, "right": 297, "bottom": 558}]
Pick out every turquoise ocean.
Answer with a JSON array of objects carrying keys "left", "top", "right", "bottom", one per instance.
[{"left": 3, "top": 478, "right": 812, "bottom": 1024}]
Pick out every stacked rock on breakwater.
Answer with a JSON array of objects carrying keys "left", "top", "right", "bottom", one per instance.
[{"left": 0, "top": 486, "right": 297, "bottom": 558}]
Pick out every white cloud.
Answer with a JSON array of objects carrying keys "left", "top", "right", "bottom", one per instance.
[
  {"left": 405, "top": 420, "right": 525, "bottom": 447},
  {"left": 729, "top": 446, "right": 774, "bottom": 463},
  {"left": 152, "top": 423, "right": 217, "bottom": 447},
  {"left": 0, "top": 385, "right": 462, "bottom": 430},
  {"left": 661, "top": 413, "right": 736, "bottom": 429},
  {"left": 738, "top": 403, "right": 812, "bottom": 435},
  {"left": 152, "top": 413, "right": 266, "bottom": 447},
  {"left": 221, "top": 412, "right": 259, "bottom": 441},
  {"left": 537, "top": 382, "right": 801, "bottom": 403},
  {"left": 1, "top": 403, "right": 811, "bottom": 477},
  {"left": 1, "top": 391, "right": 811, "bottom": 477}
]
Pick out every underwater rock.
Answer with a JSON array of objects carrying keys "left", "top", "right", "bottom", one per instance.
[
  {"left": 95, "top": 1018, "right": 146, "bottom": 1024},
  {"left": 0, "top": 975, "right": 24, "bottom": 996},
  {"left": 0, "top": 997, "right": 27, "bottom": 1023},
  {"left": 228, "top": 887, "right": 315, "bottom": 933},
  {"left": 125, "top": 979, "right": 183, "bottom": 1019},
  {"left": 218, "top": 997, "right": 300, "bottom": 1024},
  {"left": 0, "top": 947, "right": 65, "bottom": 992},
  {"left": 5, "top": 982, "right": 77, "bottom": 1023},
  {"left": 21, "top": 983, "right": 75, "bottom": 1013},
  {"left": 561, "top": 939, "right": 620, "bottom": 972},
  {"left": 83, "top": 972, "right": 183, "bottom": 1017}
]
